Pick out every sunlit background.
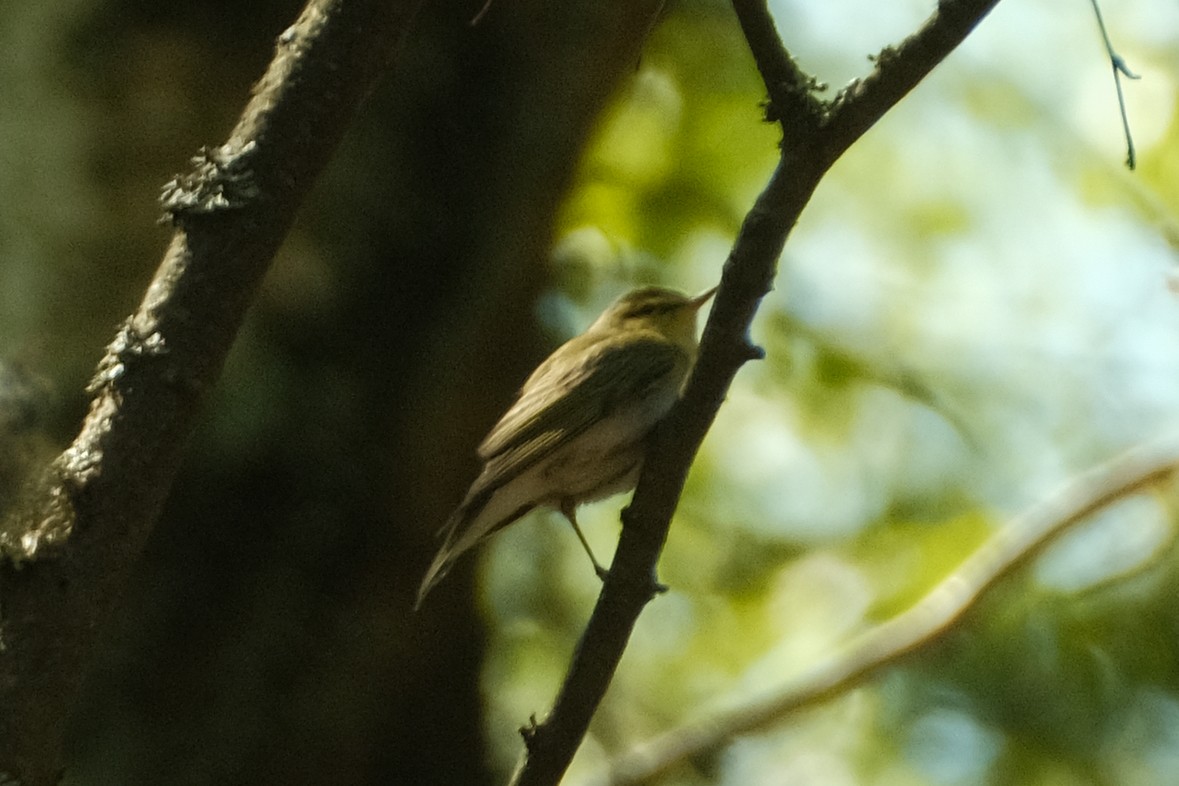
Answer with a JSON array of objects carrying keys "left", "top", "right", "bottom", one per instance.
[{"left": 1, "top": 0, "right": 1178, "bottom": 784}]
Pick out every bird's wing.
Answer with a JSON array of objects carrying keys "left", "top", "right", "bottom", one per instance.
[{"left": 470, "top": 332, "right": 683, "bottom": 495}]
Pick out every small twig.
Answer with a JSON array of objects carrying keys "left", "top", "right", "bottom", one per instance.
[
  {"left": 597, "top": 434, "right": 1179, "bottom": 785},
  {"left": 470, "top": 0, "right": 494, "bottom": 26},
  {"left": 1089, "top": 0, "right": 1140, "bottom": 169}
]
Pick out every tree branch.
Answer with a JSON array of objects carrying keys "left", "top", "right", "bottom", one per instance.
[
  {"left": 0, "top": 1, "right": 421, "bottom": 781},
  {"left": 599, "top": 434, "right": 1179, "bottom": 785},
  {"left": 822, "top": 0, "right": 1002, "bottom": 163},
  {"left": 508, "top": 1, "right": 1005, "bottom": 784}
]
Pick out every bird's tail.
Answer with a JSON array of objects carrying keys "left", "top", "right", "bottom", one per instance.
[
  {"left": 415, "top": 510, "right": 466, "bottom": 610},
  {"left": 417, "top": 537, "right": 462, "bottom": 612},
  {"left": 414, "top": 490, "right": 534, "bottom": 610}
]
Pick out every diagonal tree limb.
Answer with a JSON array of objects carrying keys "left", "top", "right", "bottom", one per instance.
[
  {"left": 598, "top": 434, "right": 1179, "bottom": 785},
  {"left": 0, "top": 1, "right": 422, "bottom": 782},
  {"left": 508, "top": 1, "right": 1003, "bottom": 784}
]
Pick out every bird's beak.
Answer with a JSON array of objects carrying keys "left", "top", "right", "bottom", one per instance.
[{"left": 689, "top": 286, "right": 718, "bottom": 310}]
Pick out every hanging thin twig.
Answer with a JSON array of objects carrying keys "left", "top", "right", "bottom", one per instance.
[{"left": 1089, "top": 0, "right": 1140, "bottom": 169}]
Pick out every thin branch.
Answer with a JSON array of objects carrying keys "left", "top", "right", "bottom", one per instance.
[
  {"left": 0, "top": 1, "right": 421, "bottom": 781},
  {"left": 730, "top": 0, "right": 826, "bottom": 145},
  {"left": 507, "top": 1, "right": 1005, "bottom": 784},
  {"left": 598, "top": 434, "right": 1179, "bottom": 785},
  {"left": 822, "top": 0, "right": 1002, "bottom": 165},
  {"left": 1089, "top": 0, "right": 1140, "bottom": 169}
]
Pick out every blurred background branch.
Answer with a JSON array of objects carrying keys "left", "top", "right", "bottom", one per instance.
[{"left": 599, "top": 433, "right": 1179, "bottom": 785}]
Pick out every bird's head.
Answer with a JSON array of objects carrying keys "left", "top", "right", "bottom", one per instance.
[{"left": 590, "top": 285, "right": 717, "bottom": 349}]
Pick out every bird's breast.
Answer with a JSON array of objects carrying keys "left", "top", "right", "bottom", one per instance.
[{"left": 540, "top": 384, "right": 681, "bottom": 501}]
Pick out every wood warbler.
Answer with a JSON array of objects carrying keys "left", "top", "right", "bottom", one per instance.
[{"left": 416, "top": 285, "right": 716, "bottom": 608}]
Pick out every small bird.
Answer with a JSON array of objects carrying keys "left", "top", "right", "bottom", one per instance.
[{"left": 416, "top": 285, "right": 717, "bottom": 608}]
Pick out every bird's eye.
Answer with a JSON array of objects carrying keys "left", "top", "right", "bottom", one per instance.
[{"left": 630, "top": 304, "right": 658, "bottom": 318}]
